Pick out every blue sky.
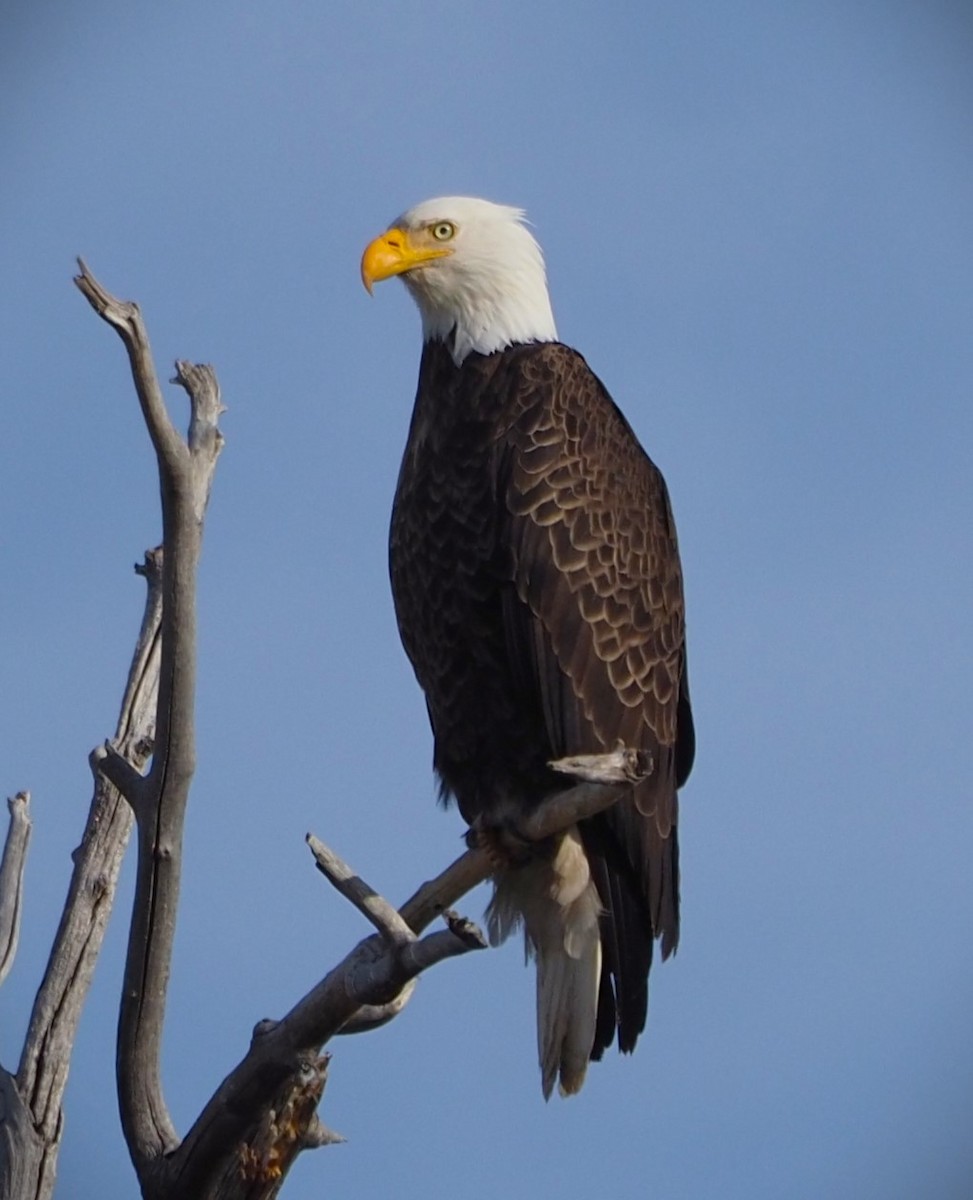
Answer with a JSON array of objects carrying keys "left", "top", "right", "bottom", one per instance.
[{"left": 2, "top": 3, "right": 972, "bottom": 1197}]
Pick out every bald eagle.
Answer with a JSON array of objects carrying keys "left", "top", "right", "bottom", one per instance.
[{"left": 361, "top": 197, "right": 694, "bottom": 1098}]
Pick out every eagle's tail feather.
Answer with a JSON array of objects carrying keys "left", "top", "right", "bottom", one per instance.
[
  {"left": 487, "top": 827, "right": 602, "bottom": 1098},
  {"left": 536, "top": 919, "right": 602, "bottom": 1097}
]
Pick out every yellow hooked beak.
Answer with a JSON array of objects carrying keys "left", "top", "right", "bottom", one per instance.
[{"left": 360, "top": 227, "right": 452, "bottom": 294}]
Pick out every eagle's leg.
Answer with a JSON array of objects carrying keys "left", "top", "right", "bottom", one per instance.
[{"left": 464, "top": 747, "right": 650, "bottom": 868}]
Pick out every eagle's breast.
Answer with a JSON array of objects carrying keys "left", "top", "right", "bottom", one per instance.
[{"left": 389, "top": 342, "right": 555, "bottom": 819}]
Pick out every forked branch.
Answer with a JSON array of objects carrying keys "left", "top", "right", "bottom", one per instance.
[
  {"left": 157, "top": 755, "right": 638, "bottom": 1195},
  {"left": 74, "top": 260, "right": 224, "bottom": 1180},
  {"left": 0, "top": 550, "right": 163, "bottom": 1200}
]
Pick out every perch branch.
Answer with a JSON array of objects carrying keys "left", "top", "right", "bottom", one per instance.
[
  {"left": 74, "top": 260, "right": 224, "bottom": 1179},
  {"left": 400, "top": 748, "right": 648, "bottom": 936},
  {"left": 338, "top": 748, "right": 648, "bottom": 1034},
  {"left": 164, "top": 757, "right": 639, "bottom": 1190},
  {"left": 546, "top": 746, "right": 652, "bottom": 788},
  {"left": 0, "top": 793, "right": 31, "bottom": 989}
]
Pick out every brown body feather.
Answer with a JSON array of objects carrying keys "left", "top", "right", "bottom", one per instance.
[{"left": 390, "top": 338, "right": 694, "bottom": 1063}]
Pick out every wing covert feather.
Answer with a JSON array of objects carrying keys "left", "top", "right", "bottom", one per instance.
[{"left": 496, "top": 344, "right": 692, "bottom": 969}]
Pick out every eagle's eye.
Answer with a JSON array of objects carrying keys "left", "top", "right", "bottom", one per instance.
[{"left": 430, "top": 221, "right": 456, "bottom": 242}]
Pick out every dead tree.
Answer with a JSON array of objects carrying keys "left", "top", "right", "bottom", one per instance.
[{"left": 0, "top": 266, "right": 645, "bottom": 1199}]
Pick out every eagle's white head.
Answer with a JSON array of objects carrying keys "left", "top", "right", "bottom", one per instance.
[{"left": 361, "top": 196, "right": 558, "bottom": 365}]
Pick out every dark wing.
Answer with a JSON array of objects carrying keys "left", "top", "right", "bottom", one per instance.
[{"left": 496, "top": 342, "right": 694, "bottom": 1056}]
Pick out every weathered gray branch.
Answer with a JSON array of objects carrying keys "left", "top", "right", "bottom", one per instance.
[
  {"left": 547, "top": 746, "right": 652, "bottom": 788},
  {"left": 306, "top": 835, "right": 414, "bottom": 946},
  {"left": 74, "top": 260, "right": 225, "bottom": 1186},
  {"left": 155, "top": 760, "right": 638, "bottom": 1193},
  {"left": 73, "top": 260, "right": 187, "bottom": 472},
  {"left": 160, "top": 837, "right": 487, "bottom": 1197},
  {"left": 0, "top": 794, "right": 31, "bottom": 990},
  {"left": 0, "top": 549, "right": 164, "bottom": 1200}
]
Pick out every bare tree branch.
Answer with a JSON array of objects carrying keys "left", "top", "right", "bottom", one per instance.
[
  {"left": 306, "top": 835, "right": 414, "bottom": 946},
  {"left": 547, "top": 747, "right": 652, "bottom": 787},
  {"left": 73, "top": 260, "right": 187, "bottom": 470},
  {"left": 0, "top": 549, "right": 164, "bottom": 1200},
  {"left": 399, "top": 916, "right": 488, "bottom": 975},
  {"left": 169, "top": 886, "right": 487, "bottom": 1199},
  {"left": 74, "top": 259, "right": 225, "bottom": 1178},
  {"left": 0, "top": 794, "right": 31, "bottom": 990},
  {"left": 161, "top": 764, "right": 636, "bottom": 1193}
]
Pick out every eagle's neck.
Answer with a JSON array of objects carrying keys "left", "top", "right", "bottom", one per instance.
[{"left": 403, "top": 261, "right": 557, "bottom": 366}]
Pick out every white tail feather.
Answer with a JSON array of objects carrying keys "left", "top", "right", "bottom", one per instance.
[{"left": 486, "top": 827, "right": 602, "bottom": 1098}]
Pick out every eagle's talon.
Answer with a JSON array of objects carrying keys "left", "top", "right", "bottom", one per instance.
[{"left": 467, "top": 816, "right": 537, "bottom": 869}]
